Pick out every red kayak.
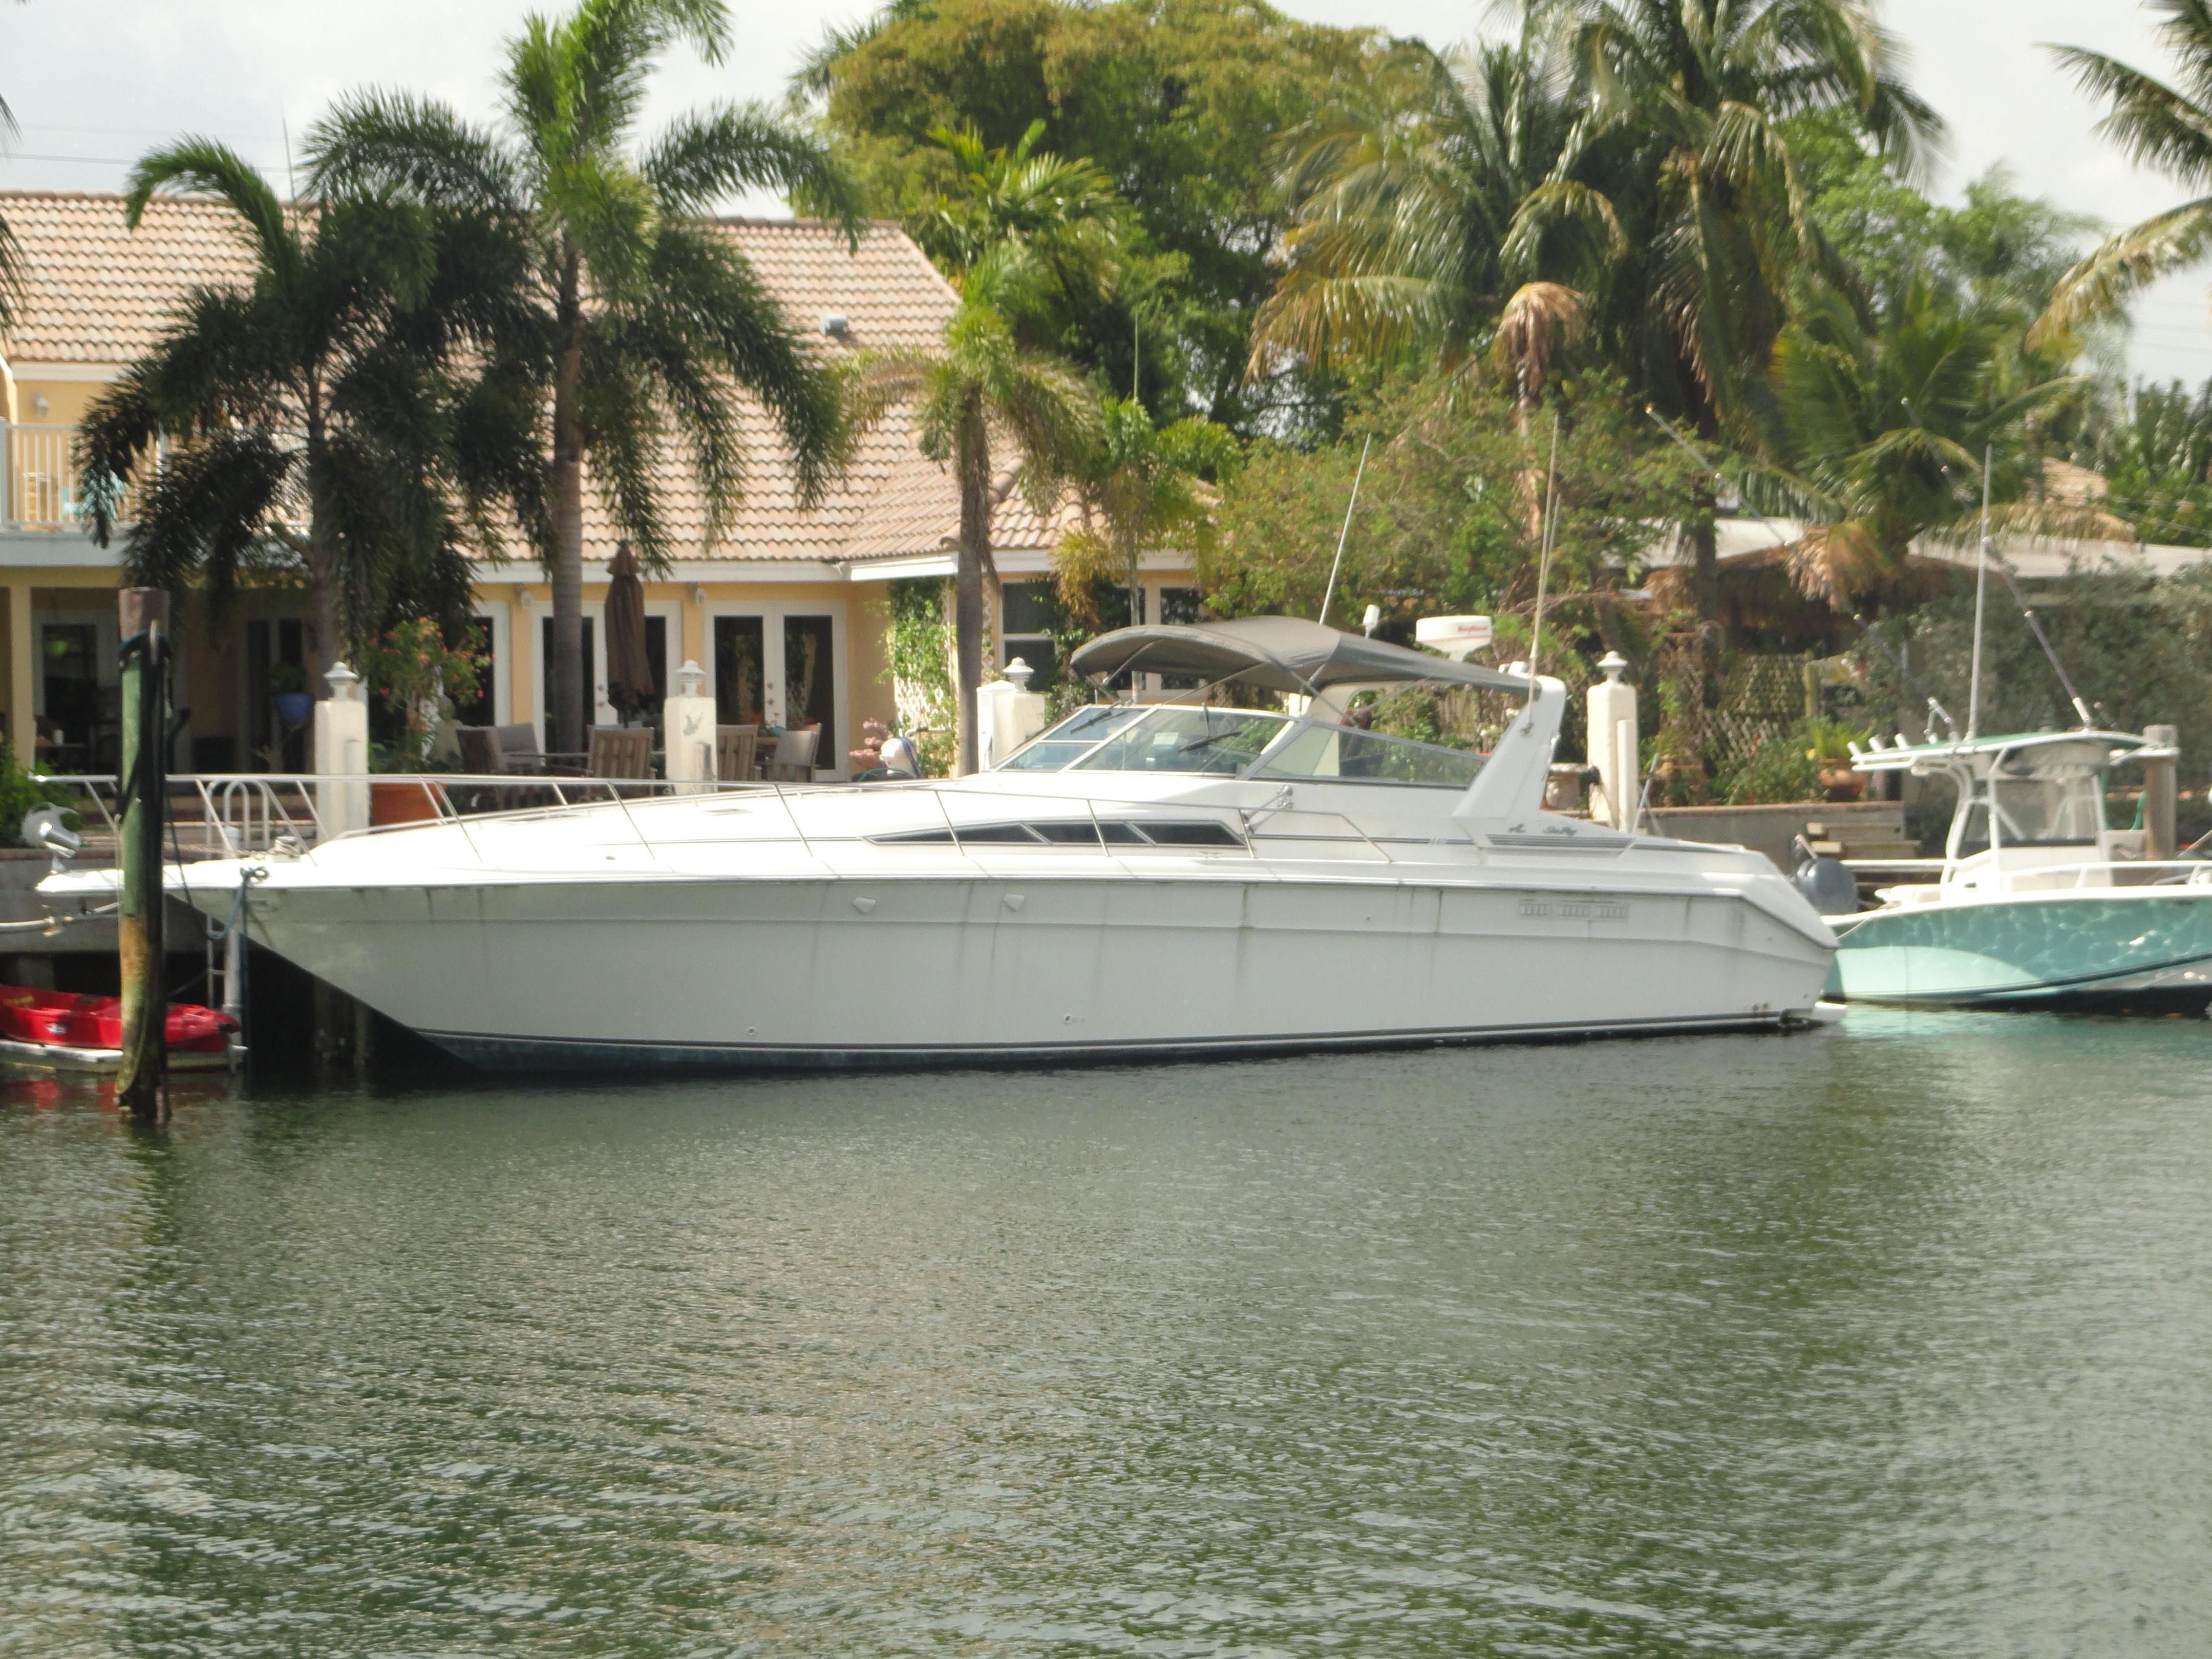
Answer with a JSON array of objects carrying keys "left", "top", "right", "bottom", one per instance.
[{"left": 0, "top": 985, "right": 236, "bottom": 1071}]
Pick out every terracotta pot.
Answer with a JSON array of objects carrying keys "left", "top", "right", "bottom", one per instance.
[
  {"left": 370, "top": 779, "right": 444, "bottom": 826},
  {"left": 1817, "top": 765, "right": 1865, "bottom": 803}
]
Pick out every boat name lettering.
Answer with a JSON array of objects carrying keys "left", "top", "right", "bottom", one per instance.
[{"left": 1519, "top": 898, "right": 1630, "bottom": 921}]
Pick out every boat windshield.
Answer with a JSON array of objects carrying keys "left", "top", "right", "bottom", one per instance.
[
  {"left": 1252, "top": 723, "right": 1483, "bottom": 789},
  {"left": 1951, "top": 741, "right": 2111, "bottom": 851},
  {"left": 997, "top": 704, "right": 1483, "bottom": 787}
]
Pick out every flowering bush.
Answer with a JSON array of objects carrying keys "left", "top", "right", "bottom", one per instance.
[{"left": 358, "top": 620, "right": 484, "bottom": 770}]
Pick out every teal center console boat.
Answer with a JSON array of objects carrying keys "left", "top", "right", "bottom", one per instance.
[{"left": 1827, "top": 731, "right": 2212, "bottom": 1013}]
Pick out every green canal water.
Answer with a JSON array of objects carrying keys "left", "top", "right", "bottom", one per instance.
[{"left": 3, "top": 1011, "right": 2208, "bottom": 1657}]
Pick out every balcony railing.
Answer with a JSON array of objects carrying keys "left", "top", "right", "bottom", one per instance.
[{"left": 0, "top": 421, "right": 141, "bottom": 531}]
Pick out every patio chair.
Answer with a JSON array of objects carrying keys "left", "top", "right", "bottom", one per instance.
[
  {"left": 587, "top": 725, "right": 654, "bottom": 780},
  {"left": 453, "top": 727, "right": 506, "bottom": 814},
  {"left": 491, "top": 722, "right": 547, "bottom": 772},
  {"left": 715, "top": 725, "right": 759, "bottom": 784},
  {"left": 763, "top": 726, "right": 818, "bottom": 784},
  {"left": 457, "top": 726, "right": 502, "bottom": 773}
]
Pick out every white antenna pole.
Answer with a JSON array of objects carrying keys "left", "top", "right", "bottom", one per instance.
[
  {"left": 1527, "top": 412, "right": 1561, "bottom": 695},
  {"left": 1318, "top": 434, "right": 1373, "bottom": 627},
  {"left": 1967, "top": 444, "right": 1990, "bottom": 739}
]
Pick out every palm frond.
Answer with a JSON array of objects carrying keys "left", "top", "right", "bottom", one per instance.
[
  {"left": 125, "top": 139, "right": 296, "bottom": 280},
  {"left": 305, "top": 91, "right": 524, "bottom": 211},
  {"left": 2034, "top": 198, "right": 2212, "bottom": 341},
  {"left": 645, "top": 100, "right": 864, "bottom": 238},
  {"left": 2044, "top": 42, "right": 2212, "bottom": 188}
]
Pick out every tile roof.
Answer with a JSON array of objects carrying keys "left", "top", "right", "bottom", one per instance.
[
  {"left": 1, "top": 193, "right": 1069, "bottom": 562},
  {"left": 0, "top": 191, "right": 266, "bottom": 363}
]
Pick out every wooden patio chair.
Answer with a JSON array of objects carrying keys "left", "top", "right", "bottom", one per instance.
[
  {"left": 763, "top": 726, "right": 818, "bottom": 784},
  {"left": 715, "top": 725, "right": 759, "bottom": 784},
  {"left": 587, "top": 725, "right": 654, "bottom": 781}
]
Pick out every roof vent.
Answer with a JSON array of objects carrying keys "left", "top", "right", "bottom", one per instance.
[{"left": 819, "top": 313, "right": 850, "bottom": 337}]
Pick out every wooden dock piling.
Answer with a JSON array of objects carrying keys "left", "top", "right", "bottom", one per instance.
[{"left": 116, "top": 588, "right": 171, "bottom": 1123}]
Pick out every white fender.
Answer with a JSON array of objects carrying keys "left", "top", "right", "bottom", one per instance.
[{"left": 1454, "top": 676, "right": 1566, "bottom": 827}]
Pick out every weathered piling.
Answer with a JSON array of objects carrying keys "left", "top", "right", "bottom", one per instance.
[
  {"left": 116, "top": 587, "right": 169, "bottom": 1123},
  {"left": 2144, "top": 724, "right": 2179, "bottom": 864}
]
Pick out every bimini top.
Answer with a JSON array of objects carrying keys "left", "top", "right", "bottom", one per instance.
[
  {"left": 1068, "top": 616, "right": 1530, "bottom": 696},
  {"left": 1848, "top": 728, "right": 2171, "bottom": 777}
]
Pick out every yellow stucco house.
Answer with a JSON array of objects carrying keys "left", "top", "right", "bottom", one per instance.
[{"left": 0, "top": 190, "right": 1201, "bottom": 779}]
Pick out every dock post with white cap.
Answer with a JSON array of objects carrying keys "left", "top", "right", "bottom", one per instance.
[{"left": 1587, "top": 652, "right": 1639, "bottom": 833}]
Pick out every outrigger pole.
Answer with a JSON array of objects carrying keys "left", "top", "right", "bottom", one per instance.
[{"left": 1317, "top": 434, "right": 1373, "bottom": 628}]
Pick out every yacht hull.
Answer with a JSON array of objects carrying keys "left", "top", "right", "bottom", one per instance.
[
  {"left": 192, "top": 869, "right": 1833, "bottom": 1071},
  {"left": 1828, "top": 889, "right": 2212, "bottom": 1012}
]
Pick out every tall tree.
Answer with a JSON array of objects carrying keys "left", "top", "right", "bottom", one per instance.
[
  {"left": 2037, "top": 2, "right": 2212, "bottom": 343},
  {"left": 75, "top": 142, "right": 539, "bottom": 673},
  {"left": 307, "top": 0, "right": 860, "bottom": 755},
  {"left": 1542, "top": 0, "right": 1940, "bottom": 683},
  {"left": 802, "top": 0, "right": 1382, "bottom": 434},
  {"left": 847, "top": 295, "right": 1097, "bottom": 774}
]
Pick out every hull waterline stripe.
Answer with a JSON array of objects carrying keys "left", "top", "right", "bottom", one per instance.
[{"left": 417, "top": 1010, "right": 1805, "bottom": 1073}]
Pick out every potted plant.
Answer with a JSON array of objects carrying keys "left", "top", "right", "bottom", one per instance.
[
  {"left": 358, "top": 620, "right": 485, "bottom": 825},
  {"left": 268, "top": 662, "right": 313, "bottom": 729},
  {"left": 1806, "top": 717, "right": 1873, "bottom": 802}
]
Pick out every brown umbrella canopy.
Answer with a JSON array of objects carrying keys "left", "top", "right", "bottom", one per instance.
[{"left": 603, "top": 542, "right": 656, "bottom": 721}]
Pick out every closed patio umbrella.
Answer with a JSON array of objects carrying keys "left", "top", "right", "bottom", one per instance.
[{"left": 603, "top": 542, "right": 655, "bottom": 724}]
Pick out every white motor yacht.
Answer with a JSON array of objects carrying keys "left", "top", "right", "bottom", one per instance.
[{"left": 44, "top": 619, "right": 1837, "bottom": 1070}]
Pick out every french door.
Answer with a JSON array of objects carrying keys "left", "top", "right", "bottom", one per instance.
[{"left": 709, "top": 602, "right": 846, "bottom": 777}]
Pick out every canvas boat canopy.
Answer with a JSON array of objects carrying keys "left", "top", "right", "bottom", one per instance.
[{"left": 1068, "top": 617, "right": 1530, "bottom": 696}]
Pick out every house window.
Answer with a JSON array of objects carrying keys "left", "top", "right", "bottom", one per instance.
[
  {"left": 1160, "top": 587, "right": 1204, "bottom": 624},
  {"left": 713, "top": 614, "right": 765, "bottom": 725},
  {"left": 1001, "top": 580, "right": 1057, "bottom": 682}
]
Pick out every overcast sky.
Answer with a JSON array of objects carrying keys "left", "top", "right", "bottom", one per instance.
[{"left": 5, "top": 0, "right": 2211, "bottom": 385}]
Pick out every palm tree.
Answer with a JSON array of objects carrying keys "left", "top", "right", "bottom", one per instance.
[
  {"left": 1053, "top": 396, "right": 1236, "bottom": 626},
  {"left": 75, "top": 141, "right": 538, "bottom": 674},
  {"left": 1250, "top": 36, "right": 1613, "bottom": 376},
  {"left": 911, "top": 120, "right": 1123, "bottom": 296},
  {"left": 305, "top": 0, "right": 862, "bottom": 755},
  {"left": 847, "top": 295, "right": 1097, "bottom": 774},
  {"left": 2037, "top": 3, "right": 2212, "bottom": 343},
  {"left": 1539, "top": 0, "right": 1939, "bottom": 683},
  {"left": 1754, "top": 281, "right": 2087, "bottom": 613}
]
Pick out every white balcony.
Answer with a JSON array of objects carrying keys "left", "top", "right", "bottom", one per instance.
[{"left": 0, "top": 421, "right": 140, "bottom": 533}]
